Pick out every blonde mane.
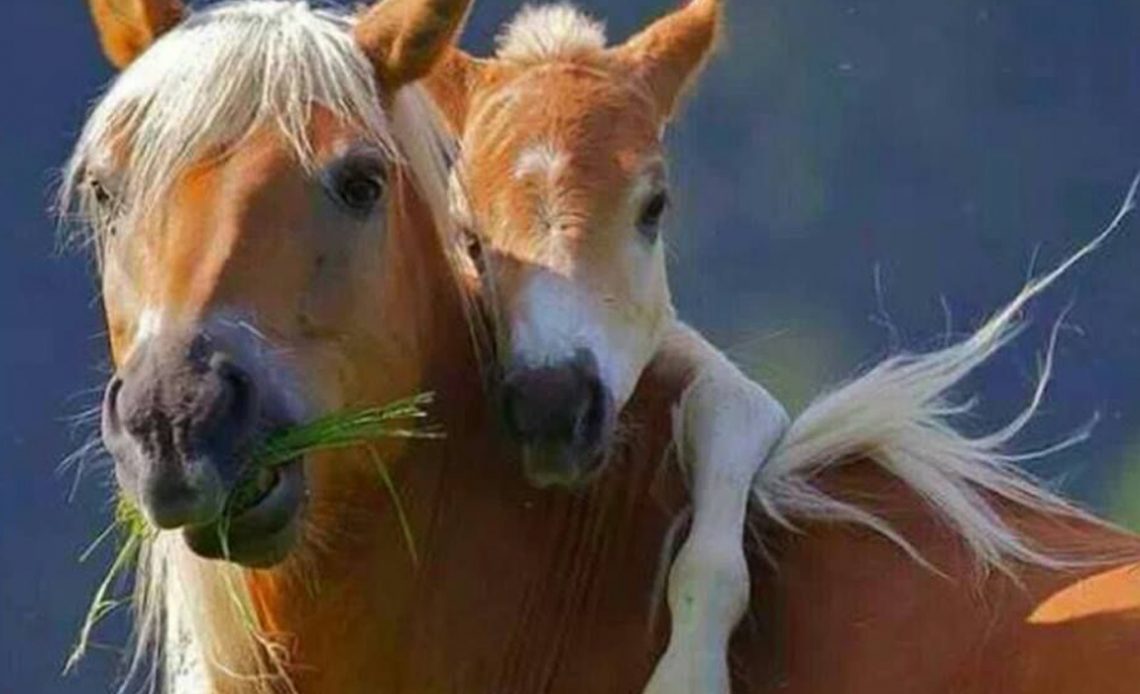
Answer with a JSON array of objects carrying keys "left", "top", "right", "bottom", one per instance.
[
  {"left": 494, "top": 3, "right": 607, "bottom": 64},
  {"left": 62, "top": 0, "right": 400, "bottom": 253},
  {"left": 61, "top": 2, "right": 457, "bottom": 692}
]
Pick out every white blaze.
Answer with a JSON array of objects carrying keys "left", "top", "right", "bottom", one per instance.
[{"left": 511, "top": 269, "right": 657, "bottom": 408}]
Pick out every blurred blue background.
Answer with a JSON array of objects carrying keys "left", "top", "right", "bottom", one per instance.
[{"left": 2, "top": 0, "right": 1138, "bottom": 690}]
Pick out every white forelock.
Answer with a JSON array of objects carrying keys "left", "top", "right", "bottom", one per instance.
[
  {"left": 495, "top": 3, "right": 607, "bottom": 64},
  {"left": 62, "top": 0, "right": 395, "bottom": 251}
]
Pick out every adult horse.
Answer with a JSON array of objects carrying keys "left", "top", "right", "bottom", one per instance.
[{"left": 65, "top": 1, "right": 1140, "bottom": 693}]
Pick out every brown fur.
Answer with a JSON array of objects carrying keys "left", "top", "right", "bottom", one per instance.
[
  {"left": 355, "top": 0, "right": 474, "bottom": 92},
  {"left": 87, "top": 0, "right": 185, "bottom": 68},
  {"left": 734, "top": 466, "right": 1140, "bottom": 693},
  {"left": 614, "top": 0, "right": 722, "bottom": 118}
]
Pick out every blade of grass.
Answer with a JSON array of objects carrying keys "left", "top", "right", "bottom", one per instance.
[
  {"left": 367, "top": 446, "right": 419, "bottom": 567},
  {"left": 65, "top": 526, "right": 143, "bottom": 674}
]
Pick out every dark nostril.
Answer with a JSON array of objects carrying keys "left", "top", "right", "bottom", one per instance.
[
  {"left": 571, "top": 348, "right": 600, "bottom": 379},
  {"left": 210, "top": 354, "right": 257, "bottom": 428},
  {"left": 187, "top": 331, "right": 214, "bottom": 367},
  {"left": 500, "top": 358, "right": 612, "bottom": 448},
  {"left": 500, "top": 378, "right": 526, "bottom": 440},
  {"left": 574, "top": 374, "right": 609, "bottom": 444}
]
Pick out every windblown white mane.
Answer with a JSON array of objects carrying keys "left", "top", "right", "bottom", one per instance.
[
  {"left": 495, "top": 3, "right": 607, "bottom": 63},
  {"left": 61, "top": 2, "right": 456, "bottom": 693},
  {"left": 745, "top": 177, "right": 1139, "bottom": 571}
]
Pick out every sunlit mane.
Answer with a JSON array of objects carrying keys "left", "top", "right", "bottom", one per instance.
[
  {"left": 495, "top": 3, "right": 607, "bottom": 64},
  {"left": 59, "top": 3, "right": 461, "bottom": 693},
  {"left": 61, "top": 0, "right": 398, "bottom": 252}
]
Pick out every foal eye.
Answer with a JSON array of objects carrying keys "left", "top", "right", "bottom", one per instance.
[
  {"left": 461, "top": 227, "right": 486, "bottom": 275},
  {"left": 637, "top": 190, "right": 670, "bottom": 240}
]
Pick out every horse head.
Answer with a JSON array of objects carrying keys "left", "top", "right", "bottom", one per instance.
[{"left": 73, "top": 0, "right": 468, "bottom": 568}]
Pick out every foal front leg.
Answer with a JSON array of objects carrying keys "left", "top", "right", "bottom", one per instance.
[{"left": 643, "top": 324, "right": 788, "bottom": 694}]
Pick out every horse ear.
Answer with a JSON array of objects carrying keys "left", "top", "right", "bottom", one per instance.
[
  {"left": 354, "top": 0, "right": 473, "bottom": 93},
  {"left": 87, "top": 0, "right": 185, "bottom": 69},
  {"left": 421, "top": 48, "right": 484, "bottom": 132},
  {"left": 613, "top": 0, "right": 722, "bottom": 120}
]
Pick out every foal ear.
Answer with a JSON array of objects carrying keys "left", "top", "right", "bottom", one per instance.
[
  {"left": 354, "top": 0, "right": 473, "bottom": 93},
  {"left": 613, "top": 0, "right": 722, "bottom": 120},
  {"left": 421, "top": 48, "right": 485, "bottom": 132},
  {"left": 87, "top": 0, "right": 185, "bottom": 69}
]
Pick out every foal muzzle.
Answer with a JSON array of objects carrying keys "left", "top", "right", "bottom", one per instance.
[{"left": 499, "top": 349, "right": 616, "bottom": 488}]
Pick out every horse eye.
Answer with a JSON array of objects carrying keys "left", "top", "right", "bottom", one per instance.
[
  {"left": 86, "top": 175, "right": 122, "bottom": 235},
  {"left": 90, "top": 178, "right": 112, "bottom": 207},
  {"left": 637, "top": 191, "right": 670, "bottom": 239},
  {"left": 327, "top": 155, "right": 387, "bottom": 216},
  {"left": 336, "top": 173, "right": 384, "bottom": 214}
]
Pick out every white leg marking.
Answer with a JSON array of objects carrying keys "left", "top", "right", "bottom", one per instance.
[{"left": 644, "top": 336, "right": 788, "bottom": 694}]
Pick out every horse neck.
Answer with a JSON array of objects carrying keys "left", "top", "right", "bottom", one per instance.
[{"left": 227, "top": 317, "right": 700, "bottom": 691}]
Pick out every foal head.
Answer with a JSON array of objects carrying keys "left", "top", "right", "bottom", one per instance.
[
  {"left": 67, "top": 0, "right": 467, "bottom": 567},
  {"left": 427, "top": 0, "right": 721, "bottom": 487}
]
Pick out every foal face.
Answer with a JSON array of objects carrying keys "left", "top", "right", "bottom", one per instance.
[
  {"left": 433, "top": 0, "right": 721, "bottom": 487},
  {"left": 75, "top": 0, "right": 469, "bottom": 567},
  {"left": 456, "top": 64, "right": 674, "bottom": 487}
]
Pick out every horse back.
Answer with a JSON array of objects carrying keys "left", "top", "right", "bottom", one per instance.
[{"left": 733, "top": 464, "right": 1140, "bottom": 693}]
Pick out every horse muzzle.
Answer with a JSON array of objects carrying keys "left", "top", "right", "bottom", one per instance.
[
  {"left": 500, "top": 349, "right": 616, "bottom": 488},
  {"left": 102, "top": 326, "right": 307, "bottom": 567}
]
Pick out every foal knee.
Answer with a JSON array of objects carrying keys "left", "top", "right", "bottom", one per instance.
[
  {"left": 677, "top": 372, "right": 789, "bottom": 486},
  {"left": 668, "top": 537, "right": 750, "bottom": 636}
]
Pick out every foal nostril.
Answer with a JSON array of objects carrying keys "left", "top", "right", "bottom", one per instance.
[
  {"left": 501, "top": 368, "right": 576, "bottom": 441},
  {"left": 573, "top": 373, "right": 611, "bottom": 446},
  {"left": 501, "top": 374, "right": 544, "bottom": 441},
  {"left": 500, "top": 357, "right": 613, "bottom": 451}
]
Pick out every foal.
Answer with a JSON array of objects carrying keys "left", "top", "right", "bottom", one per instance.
[
  {"left": 425, "top": 2, "right": 792, "bottom": 690},
  {"left": 425, "top": 1, "right": 1140, "bottom": 691}
]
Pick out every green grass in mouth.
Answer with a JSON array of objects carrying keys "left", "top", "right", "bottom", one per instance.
[{"left": 66, "top": 393, "right": 439, "bottom": 674}]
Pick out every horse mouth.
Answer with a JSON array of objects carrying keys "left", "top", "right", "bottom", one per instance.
[{"left": 182, "top": 459, "right": 307, "bottom": 568}]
